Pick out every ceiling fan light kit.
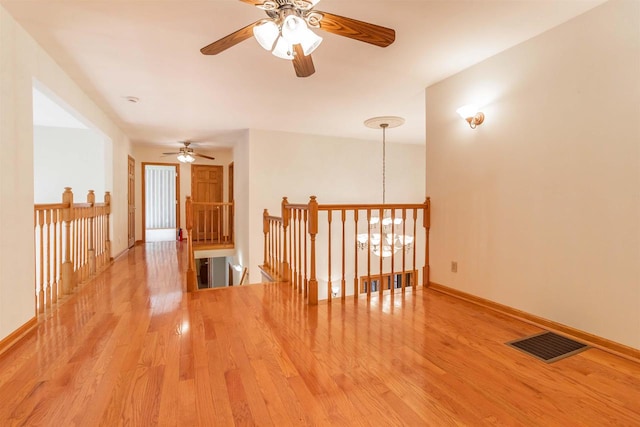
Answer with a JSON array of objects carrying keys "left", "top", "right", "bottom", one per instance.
[
  {"left": 163, "top": 141, "right": 215, "bottom": 163},
  {"left": 201, "top": 0, "right": 396, "bottom": 77}
]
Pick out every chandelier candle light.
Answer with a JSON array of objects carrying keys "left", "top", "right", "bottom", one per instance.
[{"left": 357, "top": 116, "right": 414, "bottom": 258}]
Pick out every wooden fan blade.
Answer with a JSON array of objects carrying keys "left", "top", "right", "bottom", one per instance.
[
  {"left": 194, "top": 153, "right": 216, "bottom": 160},
  {"left": 200, "top": 21, "right": 260, "bottom": 55},
  {"left": 316, "top": 12, "right": 395, "bottom": 47},
  {"left": 162, "top": 152, "right": 181, "bottom": 155},
  {"left": 238, "top": 0, "right": 263, "bottom": 5},
  {"left": 292, "top": 44, "right": 315, "bottom": 78}
]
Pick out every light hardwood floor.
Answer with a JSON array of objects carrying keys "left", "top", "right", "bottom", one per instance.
[{"left": 1, "top": 242, "right": 639, "bottom": 426}]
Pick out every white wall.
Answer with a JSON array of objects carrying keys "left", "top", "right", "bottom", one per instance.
[
  {"left": 33, "top": 126, "right": 106, "bottom": 203},
  {"left": 131, "top": 144, "right": 233, "bottom": 241},
  {"left": 0, "top": 6, "right": 131, "bottom": 341},
  {"left": 233, "top": 132, "right": 251, "bottom": 280},
  {"left": 246, "top": 129, "right": 426, "bottom": 284},
  {"left": 426, "top": 0, "right": 640, "bottom": 349}
]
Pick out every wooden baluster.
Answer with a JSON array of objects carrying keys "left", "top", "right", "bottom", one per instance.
[
  {"left": 52, "top": 209, "right": 59, "bottom": 305},
  {"left": 390, "top": 208, "right": 395, "bottom": 295},
  {"left": 341, "top": 209, "right": 346, "bottom": 300},
  {"left": 412, "top": 208, "right": 418, "bottom": 291},
  {"left": 303, "top": 210, "right": 308, "bottom": 297},
  {"left": 263, "top": 209, "right": 269, "bottom": 268},
  {"left": 379, "top": 207, "right": 383, "bottom": 298},
  {"left": 81, "top": 209, "right": 86, "bottom": 282},
  {"left": 366, "top": 209, "right": 371, "bottom": 298},
  {"left": 354, "top": 209, "right": 359, "bottom": 299},
  {"left": 186, "top": 196, "right": 196, "bottom": 292},
  {"left": 291, "top": 210, "right": 297, "bottom": 290},
  {"left": 308, "top": 196, "right": 318, "bottom": 305},
  {"left": 270, "top": 221, "right": 275, "bottom": 272},
  {"left": 297, "top": 209, "right": 302, "bottom": 294},
  {"left": 61, "top": 188, "right": 75, "bottom": 294},
  {"left": 45, "top": 209, "right": 52, "bottom": 311},
  {"left": 231, "top": 201, "right": 235, "bottom": 244},
  {"left": 38, "top": 210, "right": 45, "bottom": 313},
  {"left": 217, "top": 205, "right": 221, "bottom": 244},
  {"left": 274, "top": 221, "right": 278, "bottom": 278},
  {"left": 281, "top": 197, "right": 290, "bottom": 282},
  {"left": 423, "top": 198, "right": 431, "bottom": 287},
  {"left": 105, "top": 192, "right": 112, "bottom": 262},
  {"left": 87, "top": 190, "right": 96, "bottom": 277},
  {"left": 327, "top": 209, "right": 332, "bottom": 301},
  {"left": 402, "top": 208, "right": 407, "bottom": 292}
]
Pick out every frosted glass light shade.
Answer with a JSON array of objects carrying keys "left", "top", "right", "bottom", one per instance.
[
  {"left": 300, "top": 29, "right": 323, "bottom": 55},
  {"left": 178, "top": 153, "right": 195, "bottom": 163},
  {"left": 253, "top": 20, "right": 279, "bottom": 51},
  {"left": 456, "top": 104, "right": 478, "bottom": 119},
  {"left": 272, "top": 36, "right": 294, "bottom": 60},
  {"left": 281, "top": 15, "right": 307, "bottom": 44}
]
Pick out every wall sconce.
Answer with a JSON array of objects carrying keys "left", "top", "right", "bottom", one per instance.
[{"left": 456, "top": 104, "right": 485, "bottom": 129}]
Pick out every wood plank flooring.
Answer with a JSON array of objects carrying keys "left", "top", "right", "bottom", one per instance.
[{"left": 0, "top": 241, "right": 639, "bottom": 426}]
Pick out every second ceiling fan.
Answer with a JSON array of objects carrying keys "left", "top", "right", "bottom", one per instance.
[{"left": 200, "top": 0, "right": 396, "bottom": 78}]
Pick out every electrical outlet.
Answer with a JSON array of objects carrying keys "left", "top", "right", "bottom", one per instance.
[{"left": 451, "top": 261, "right": 458, "bottom": 273}]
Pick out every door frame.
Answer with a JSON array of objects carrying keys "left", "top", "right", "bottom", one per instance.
[
  {"left": 141, "top": 162, "right": 181, "bottom": 242},
  {"left": 128, "top": 155, "right": 136, "bottom": 248}
]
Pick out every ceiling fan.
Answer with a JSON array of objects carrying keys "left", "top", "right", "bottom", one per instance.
[
  {"left": 162, "top": 141, "right": 215, "bottom": 163},
  {"left": 200, "top": 0, "right": 396, "bottom": 78}
]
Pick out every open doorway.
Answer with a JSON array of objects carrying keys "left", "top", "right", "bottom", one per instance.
[
  {"left": 142, "top": 163, "right": 180, "bottom": 242},
  {"left": 32, "top": 82, "right": 111, "bottom": 204}
]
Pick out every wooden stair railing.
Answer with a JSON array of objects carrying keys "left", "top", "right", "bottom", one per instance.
[
  {"left": 262, "top": 196, "right": 430, "bottom": 305},
  {"left": 185, "top": 196, "right": 235, "bottom": 291},
  {"left": 34, "top": 188, "right": 112, "bottom": 315}
]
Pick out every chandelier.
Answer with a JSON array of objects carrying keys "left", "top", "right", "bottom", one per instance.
[
  {"left": 252, "top": 1, "right": 324, "bottom": 60},
  {"left": 357, "top": 116, "right": 414, "bottom": 258}
]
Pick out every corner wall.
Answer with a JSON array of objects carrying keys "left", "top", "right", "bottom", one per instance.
[
  {"left": 426, "top": 0, "right": 640, "bottom": 348},
  {"left": 131, "top": 145, "right": 233, "bottom": 241},
  {"left": 0, "top": 6, "right": 131, "bottom": 341},
  {"left": 247, "top": 129, "right": 426, "bottom": 284}
]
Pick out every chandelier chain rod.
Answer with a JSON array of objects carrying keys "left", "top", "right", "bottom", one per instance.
[{"left": 382, "top": 123, "right": 388, "bottom": 205}]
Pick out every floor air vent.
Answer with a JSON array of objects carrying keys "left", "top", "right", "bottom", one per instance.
[{"left": 507, "top": 332, "right": 588, "bottom": 363}]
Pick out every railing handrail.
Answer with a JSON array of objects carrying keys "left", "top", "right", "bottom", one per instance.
[
  {"left": 190, "top": 201, "right": 234, "bottom": 206},
  {"left": 33, "top": 188, "right": 112, "bottom": 316},
  {"left": 35, "top": 201, "right": 109, "bottom": 211},
  {"left": 34, "top": 203, "right": 67, "bottom": 211},
  {"left": 185, "top": 196, "right": 235, "bottom": 291},
  {"left": 262, "top": 195, "right": 430, "bottom": 306},
  {"left": 316, "top": 202, "right": 426, "bottom": 210}
]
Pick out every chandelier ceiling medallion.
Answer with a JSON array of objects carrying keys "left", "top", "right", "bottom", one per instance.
[{"left": 357, "top": 116, "right": 414, "bottom": 258}]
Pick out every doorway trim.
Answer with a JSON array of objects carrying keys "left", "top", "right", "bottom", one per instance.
[{"left": 141, "top": 162, "right": 181, "bottom": 243}]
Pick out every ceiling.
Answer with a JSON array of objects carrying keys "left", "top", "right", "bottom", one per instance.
[{"left": 1, "top": 0, "right": 604, "bottom": 147}]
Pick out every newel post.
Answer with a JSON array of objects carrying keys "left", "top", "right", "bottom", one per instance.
[
  {"left": 104, "top": 191, "right": 112, "bottom": 261},
  {"left": 307, "top": 196, "right": 318, "bottom": 305},
  {"left": 423, "top": 197, "right": 431, "bottom": 287},
  {"left": 61, "top": 187, "right": 76, "bottom": 294},
  {"left": 281, "top": 197, "right": 290, "bottom": 282},
  {"left": 185, "top": 196, "right": 197, "bottom": 292},
  {"left": 263, "top": 209, "right": 269, "bottom": 268},
  {"left": 87, "top": 190, "right": 96, "bottom": 276}
]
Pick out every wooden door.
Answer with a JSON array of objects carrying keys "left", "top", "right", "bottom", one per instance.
[
  {"left": 191, "top": 165, "right": 223, "bottom": 241},
  {"left": 228, "top": 162, "right": 234, "bottom": 242},
  {"left": 128, "top": 155, "right": 136, "bottom": 248}
]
